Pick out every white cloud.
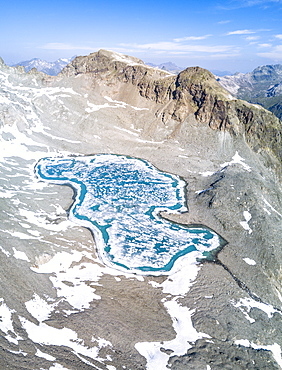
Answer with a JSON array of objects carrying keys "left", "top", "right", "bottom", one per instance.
[
  {"left": 243, "top": 0, "right": 281, "bottom": 5},
  {"left": 257, "top": 45, "right": 282, "bottom": 59},
  {"left": 126, "top": 50, "right": 240, "bottom": 60},
  {"left": 119, "top": 41, "right": 234, "bottom": 54},
  {"left": 39, "top": 43, "right": 94, "bottom": 51},
  {"left": 258, "top": 43, "right": 272, "bottom": 47},
  {"left": 173, "top": 35, "right": 212, "bottom": 42},
  {"left": 226, "top": 29, "right": 256, "bottom": 35},
  {"left": 220, "top": 0, "right": 282, "bottom": 9},
  {"left": 245, "top": 36, "right": 260, "bottom": 41},
  {"left": 195, "top": 52, "right": 241, "bottom": 59},
  {"left": 275, "top": 34, "right": 282, "bottom": 39},
  {"left": 218, "top": 20, "right": 231, "bottom": 24}
]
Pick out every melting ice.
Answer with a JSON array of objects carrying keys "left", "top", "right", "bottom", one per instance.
[{"left": 35, "top": 154, "right": 220, "bottom": 274}]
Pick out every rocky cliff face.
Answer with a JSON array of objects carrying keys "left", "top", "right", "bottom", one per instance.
[{"left": 61, "top": 49, "right": 282, "bottom": 175}]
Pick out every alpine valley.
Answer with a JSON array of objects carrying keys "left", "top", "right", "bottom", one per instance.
[{"left": 1, "top": 49, "right": 282, "bottom": 370}]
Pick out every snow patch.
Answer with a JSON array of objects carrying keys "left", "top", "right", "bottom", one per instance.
[
  {"left": 19, "top": 316, "right": 113, "bottom": 367},
  {"left": 0, "top": 298, "right": 22, "bottom": 344},
  {"left": 48, "top": 363, "right": 70, "bottom": 369},
  {"left": 13, "top": 247, "right": 30, "bottom": 261},
  {"left": 243, "top": 258, "right": 256, "bottom": 265},
  {"left": 19, "top": 208, "right": 74, "bottom": 232},
  {"left": 0, "top": 246, "right": 11, "bottom": 257},
  {"left": 30, "top": 247, "right": 145, "bottom": 313},
  {"left": 31, "top": 251, "right": 102, "bottom": 310},
  {"left": 240, "top": 211, "right": 252, "bottom": 234},
  {"left": 105, "top": 96, "right": 149, "bottom": 111},
  {"left": 137, "top": 253, "right": 210, "bottom": 369},
  {"left": 262, "top": 197, "right": 282, "bottom": 218},
  {"left": 200, "top": 171, "right": 215, "bottom": 177},
  {"left": 232, "top": 297, "right": 280, "bottom": 324},
  {"left": 221, "top": 152, "right": 251, "bottom": 171},
  {"left": 135, "top": 297, "right": 210, "bottom": 370},
  {"left": 85, "top": 96, "right": 149, "bottom": 114},
  {"left": 113, "top": 126, "right": 139, "bottom": 137},
  {"left": 25, "top": 294, "right": 57, "bottom": 322},
  {"left": 35, "top": 348, "right": 56, "bottom": 361}
]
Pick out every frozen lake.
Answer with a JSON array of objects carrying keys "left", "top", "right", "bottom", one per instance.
[{"left": 35, "top": 154, "right": 220, "bottom": 273}]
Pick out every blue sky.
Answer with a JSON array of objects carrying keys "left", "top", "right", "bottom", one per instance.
[{"left": 1, "top": 0, "right": 282, "bottom": 72}]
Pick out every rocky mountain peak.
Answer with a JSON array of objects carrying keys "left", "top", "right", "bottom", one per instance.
[
  {"left": 60, "top": 49, "right": 172, "bottom": 79},
  {"left": 178, "top": 66, "right": 215, "bottom": 82},
  {"left": 97, "top": 49, "right": 145, "bottom": 65},
  {"left": 176, "top": 66, "right": 231, "bottom": 101}
]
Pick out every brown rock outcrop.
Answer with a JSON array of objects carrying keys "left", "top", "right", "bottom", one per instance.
[{"left": 61, "top": 49, "right": 282, "bottom": 168}]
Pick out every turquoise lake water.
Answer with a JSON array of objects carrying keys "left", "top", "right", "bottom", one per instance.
[{"left": 35, "top": 154, "right": 220, "bottom": 273}]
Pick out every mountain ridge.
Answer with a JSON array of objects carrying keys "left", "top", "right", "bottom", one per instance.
[
  {"left": 11, "top": 55, "right": 233, "bottom": 77},
  {"left": 2, "top": 49, "right": 282, "bottom": 173},
  {"left": 59, "top": 49, "right": 282, "bottom": 175}
]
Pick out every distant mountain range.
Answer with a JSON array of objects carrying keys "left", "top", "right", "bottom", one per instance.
[
  {"left": 12, "top": 57, "right": 75, "bottom": 76},
  {"left": 217, "top": 64, "right": 282, "bottom": 119},
  {"left": 146, "top": 62, "right": 184, "bottom": 74}
]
